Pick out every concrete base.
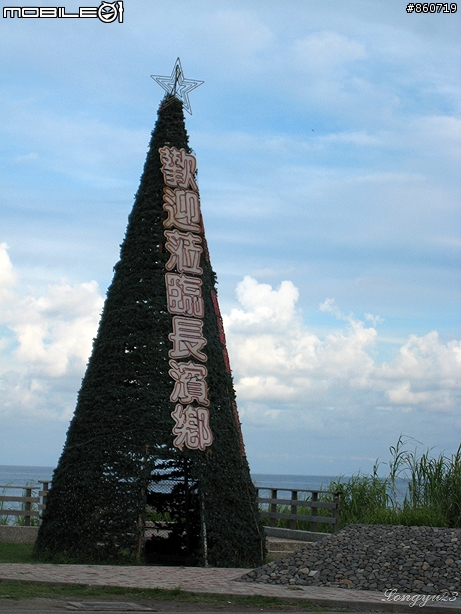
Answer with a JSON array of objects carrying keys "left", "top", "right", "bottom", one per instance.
[
  {"left": 264, "top": 526, "right": 331, "bottom": 542},
  {"left": 0, "top": 525, "right": 38, "bottom": 543}
]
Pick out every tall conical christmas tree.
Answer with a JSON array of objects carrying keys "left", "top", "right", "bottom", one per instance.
[{"left": 34, "top": 71, "right": 265, "bottom": 567}]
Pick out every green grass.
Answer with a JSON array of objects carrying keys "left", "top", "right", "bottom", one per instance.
[
  {"left": 0, "top": 582, "right": 344, "bottom": 611},
  {"left": 0, "top": 542, "right": 34, "bottom": 563}
]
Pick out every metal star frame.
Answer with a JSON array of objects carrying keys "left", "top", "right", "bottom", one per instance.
[{"left": 151, "top": 58, "right": 204, "bottom": 115}]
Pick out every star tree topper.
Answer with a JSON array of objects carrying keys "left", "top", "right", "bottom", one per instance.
[{"left": 151, "top": 58, "right": 204, "bottom": 115}]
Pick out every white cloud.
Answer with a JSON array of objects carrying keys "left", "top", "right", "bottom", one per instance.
[
  {"left": 364, "top": 313, "right": 384, "bottom": 326},
  {"left": 199, "top": 9, "right": 273, "bottom": 68},
  {"left": 294, "top": 31, "right": 367, "bottom": 74},
  {"left": 319, "top": 297, "right": 344, "bottom": 319},
  {"left": 319, "top": 131, "right": 382, "bottom": 146},
  {"left": 376, "top": 332, "right": 461, "bottom": 412},
  {"left": 14, "top": 152, "right": 38, "bottom": 163},
  {"left": 7, "top": 279, "right": 103, "bottom": 377},
  {"left": 0, "top": 245, "right": 103, "bottom": 418},
  {"left": 229, "top": 275, "right": 299, "bottom": 328},
  {"left": 0, "top": 243, "right": 16, "bottom": 305},
  {"left": 0, "top": 96, "right": 147, "bottom": 187},
  {"left": 224, "top": 277, "right": 461, "bottom": 428},
  {"left": 411, "top": 116, "right": 461, "bottom": 164},
  {"left": 0, "top": 250, "right": 459, "bottom": 468}
]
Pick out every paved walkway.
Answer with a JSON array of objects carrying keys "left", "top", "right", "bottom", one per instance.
[{"left": 0, "top": 564, "right": 460, "bottom": 613}]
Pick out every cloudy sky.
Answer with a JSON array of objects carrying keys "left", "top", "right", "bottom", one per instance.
[{"left": 0, "top": 0, "right": 460, "bottom": 476}]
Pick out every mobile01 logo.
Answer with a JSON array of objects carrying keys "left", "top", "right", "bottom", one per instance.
[{"left": 3, "top": 1, "right": 123, "bottom": 22}]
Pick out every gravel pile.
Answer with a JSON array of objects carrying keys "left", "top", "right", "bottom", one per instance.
[{"left": 239, "top": 524, "right": 461, "bottom": 594}]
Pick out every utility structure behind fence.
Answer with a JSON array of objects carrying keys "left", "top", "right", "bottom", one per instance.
[
  {"left": 0, "top": 482, "right": 50, "bottom": 526},
  {"left": 256, "top": 488, "right": 342, "bottom": 534}
]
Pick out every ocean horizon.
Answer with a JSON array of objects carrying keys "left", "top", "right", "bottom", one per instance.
[{"left": 0, "top": 464, "right": 343, "bottom": 492}]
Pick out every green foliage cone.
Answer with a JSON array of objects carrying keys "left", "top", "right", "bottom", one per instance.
[{"left": 34, "top": 96, "right": 266, "bottom": 567}]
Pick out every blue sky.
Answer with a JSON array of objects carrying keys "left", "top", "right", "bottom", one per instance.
[{"left": 0, "top": 0, "right": 460, "bottom": 475}]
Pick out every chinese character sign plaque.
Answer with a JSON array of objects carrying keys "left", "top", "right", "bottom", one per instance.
[{"left": 159, "top": 145, "right": 213, "bottom": 452}]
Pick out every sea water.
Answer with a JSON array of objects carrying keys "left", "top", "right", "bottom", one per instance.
[
  {"left": 0, "top": 465, "right": 54, "bottom": 487},
  {"left": 252, "top": 473, "right": 341, "bottom": 492},
  {"left": 0, "top": 466, "right": 340, "bottom": 490},
  {"left": 0, "top": 465, "right": 408, "bottom": 503}
]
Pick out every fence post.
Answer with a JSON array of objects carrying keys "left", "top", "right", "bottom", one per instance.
[
  {"left": 270, "top": 489, "right": 277, "bottom": 527},
  {"left": 290, "top": 490, "right": 297, "bottom": 530},
  {"left": 310, "top": 491, "right": 318, "bottom": 532},
  {"left": 333, "top": 491, "right": 341, "bottom": 533},
  {"left": 24, "top": 488, "right": 32, "bottom": 526},
  {"left": 39, "top": 481, "right": 49, "bottom": 525}
]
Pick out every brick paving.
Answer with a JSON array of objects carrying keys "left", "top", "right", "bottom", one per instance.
[{"left": 0, "top": 564, "right": 460, "bottom": 612}]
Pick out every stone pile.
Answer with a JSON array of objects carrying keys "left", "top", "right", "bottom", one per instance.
[{"left": 239, "top": 524, "right": 461, "bottom": 595}]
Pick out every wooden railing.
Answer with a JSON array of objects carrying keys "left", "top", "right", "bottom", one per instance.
[
  {"left": 1, "top": 482, "right": 340, "bottom": 532},
  {"left": 256, "top": 488, "right": 342, "bottom": 534},
  {"left": 0, "top": 481, "right": 50, "bottom": 526}
]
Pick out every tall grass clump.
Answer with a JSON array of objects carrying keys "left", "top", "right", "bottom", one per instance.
[
  {"left": 401, "top": 438, "right": 461, "bottom": 528},
  {"left": 258, "top": 436, "right": 461, "bottom": 532},
  {"left": 329, "top": 462, "right": 389, "bottom": 528},
  {"left": 331, "top": 436, "right": 461, "bottom": 529}
]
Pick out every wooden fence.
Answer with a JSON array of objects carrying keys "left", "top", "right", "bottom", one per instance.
[
  {"left": 256, "top": 487, "right": 342, "bottom": 534},
  {"left": 0, "top": 482, "right": 50, "bottom": 526},
  {"left": 1, "top": 483, "right": 341, "bottom": 534}
]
